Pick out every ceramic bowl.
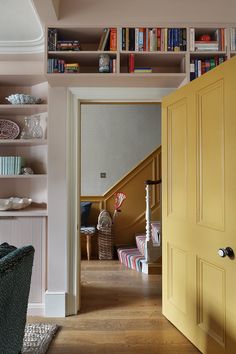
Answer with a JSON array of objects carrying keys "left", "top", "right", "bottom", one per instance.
[
  {"left": 5, "top": 94, "right": 42, "bottom": 105},
  {"left": 0, "top": 197, "right": 32, "bottom": 211}
]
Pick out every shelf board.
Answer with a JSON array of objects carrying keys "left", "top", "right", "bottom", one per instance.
[
  {"left": 0, "top": 204, "right": 48, "bottom": 217},
  {"left": 0, "top": 139, "right": 47, "bottom": 146},
  {"left": 0, "top": 174, "right": 47, "bottom": 179},
  {"left": 48, "top": 50, "right": 117, "bottom": 55},
  {"left": 46, "top": 72, "right": 186, "bottom": 88},
  {"left": 120, "top": 51, "right": 186, "bottom": 55},
  {"left": 0, "top": 75, "right": 47, "bottom": 87},
  {"left": 0, "top": 104, "right": 48, "bottom": 115},
  {"left": 190, "top": 51, "right": 226, "bottom": 56}
]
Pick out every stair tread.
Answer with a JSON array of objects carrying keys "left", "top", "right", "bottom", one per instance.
[{"left": 117, "top": 247, "right": 144, "bottom": 272}]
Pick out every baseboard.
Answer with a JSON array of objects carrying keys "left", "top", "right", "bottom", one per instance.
[
  {"left": 27, "top": 303, "right": 45, "bottom": 316},
  {"left": 141, "top": 260, "right": 162, "bottom": 275},
  {"left": 45, "top": 291, "right": 67, "bottom": 317}
]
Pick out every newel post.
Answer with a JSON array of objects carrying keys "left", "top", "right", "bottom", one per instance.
[{"left": 144, "top": 179, "right": 162, "bottom": 263}]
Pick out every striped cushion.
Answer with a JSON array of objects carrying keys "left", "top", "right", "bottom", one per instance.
[{"left": 80, "top": 226, "right": 96, "bottom": 234}]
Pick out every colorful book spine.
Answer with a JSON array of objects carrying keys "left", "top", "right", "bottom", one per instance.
[
  {"left": 129, "top": 54, "right": 135, "bottom": 73},
  {"left": 129, "top": 28, "right": 135, "bottom": 51},
  {"left": 48, "top": 28, "right": 57, "bottom": 51},
  {"left": 110, "top": 28, "right": 117, "bottom": 51},
  {"left": 121, "top": 28, "right": 126, "bottom": 50},
  {"left": 125, "top": 28, "right": 129, "bottom": 51},
  {"left": 190, "top": 28, "right": 195, "bottom": 52},
  {"left": 138, "top": 28, "right": 144, "bottom": 51},
  {"left": 135, "top": 28, "right": 139, "bottom": 51}
]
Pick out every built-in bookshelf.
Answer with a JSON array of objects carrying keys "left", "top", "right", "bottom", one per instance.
[
  {"left": 0, "top": 79, "right": 48, "bottom": 216},
  {"left": 46, "top": 25, "right": 236, "bottom": 86}
]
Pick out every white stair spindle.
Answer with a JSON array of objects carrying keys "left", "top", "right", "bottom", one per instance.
[{"left": 145, "top": 183, "right": 152, "bottom": 262}]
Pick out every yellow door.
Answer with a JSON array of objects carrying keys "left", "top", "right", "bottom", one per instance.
[{"left": 162, "top": 56, "right": 236, "bottom": 354}]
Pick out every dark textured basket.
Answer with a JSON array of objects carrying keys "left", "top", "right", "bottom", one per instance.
[{"left": 98, "top": 228, "right": 115, "bottom": 260}]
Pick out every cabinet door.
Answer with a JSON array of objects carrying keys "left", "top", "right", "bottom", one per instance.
[
  {"left": 162, "top": 56, "right": 236, "bottom": 353},
  {"left": 0, "top": 216, "right": 46, "bottom": 304}
]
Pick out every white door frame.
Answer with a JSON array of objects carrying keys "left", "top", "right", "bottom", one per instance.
[{"left": 66, "top": 87, "right": 174, "bottom": 315}]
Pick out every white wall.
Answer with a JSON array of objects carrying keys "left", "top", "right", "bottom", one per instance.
[{"left": 81, "top": 103, "right": 161, "bottom": 195}]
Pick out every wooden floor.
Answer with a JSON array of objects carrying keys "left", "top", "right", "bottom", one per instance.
[{"left": 29, "top": 260, "right": 201, "bottom": 354}]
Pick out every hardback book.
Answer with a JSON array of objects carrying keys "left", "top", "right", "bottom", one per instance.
[
  {"left": 98, "top": 28, "right": 108, "bottom": 50},
  {"left": 101, "top": 28, "right": 110, "bottom": 51},
  {"left": 134, "top": 67, "right": 152, "bottom": 73},
  {"left": 129, "top": 28, "right": 135, "bottom": 51},
  {"left": 48, "top": 28, "right": 57, "bottom": 51},
  {"left": 129, "top": 54, "right": 135, "bottom": 73},
  {"left": 121, "top": 28, "right": 126, "bottom": 50},
  {"left": 125, "top": 28, "right": 129, "bottom": 51},
  {"left": 189, "top": 28, "right": 195, "bottom": 52},
  {"left": 138, "top": 28, "right": 145, "bottom": 51},
  {"left": 190, "top": 59, "right": 195, "bottom": 81},
  {"left": 110, "top": 28, "right": 117, "bottom": 51}
]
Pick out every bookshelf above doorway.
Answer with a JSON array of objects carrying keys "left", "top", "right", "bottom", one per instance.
[{"left": 46, "top": 25, "right": 236, "bottom": 87}]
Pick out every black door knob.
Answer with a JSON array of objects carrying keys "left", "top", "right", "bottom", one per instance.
[{"left": 218, "top": 247, "right": 234, "bottom": 258}]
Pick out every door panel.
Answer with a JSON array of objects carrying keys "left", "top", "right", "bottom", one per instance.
[
  {"left": 197, "top": 80, "right": 225, "bottom": 230},
  {"left": 196, "top": 257, "right": 226, "bottom": 347},
  {"left": 162, "top": 57, "right": 236, "bottom": 354},
  {"left": 167, "top": 98, "right": 187, "bottom": 218},
  {"left": 168, "top": 243, "right": 187, "bottom": 314}
]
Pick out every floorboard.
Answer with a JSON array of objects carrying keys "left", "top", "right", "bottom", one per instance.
[{"left": 28, "top": 260, "right": 201, "bottom": 354}]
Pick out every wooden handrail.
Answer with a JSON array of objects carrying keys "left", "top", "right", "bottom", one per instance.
[{"left": 145, "top": 179, "right": 162, "bottom": 185}]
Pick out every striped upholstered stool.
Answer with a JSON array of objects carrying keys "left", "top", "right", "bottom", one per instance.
[{"left": 80, "top": 226, "right": 96, "bottom": 260}]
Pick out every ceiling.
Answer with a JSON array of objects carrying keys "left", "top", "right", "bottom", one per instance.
[
  {"left": 0, "top": 0, "right": 43, "bottom": 54},
  {"left": 0, "top": 0, "right": 236, "bottom": 55}
]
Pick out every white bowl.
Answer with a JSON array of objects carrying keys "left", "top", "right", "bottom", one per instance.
[
  {"left": 0, "top": 198, "right": 12, "bottom": 210},
  {"left": 0, "top": 197, "right": 32, "bottom": 211},
  {"left": 5, "top": 94, "right": 42, "bottom": 105}
]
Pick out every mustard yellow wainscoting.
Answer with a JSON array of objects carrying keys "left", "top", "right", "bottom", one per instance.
[{"left": 81, "top": 146, "right": 161, "bottom": 259}]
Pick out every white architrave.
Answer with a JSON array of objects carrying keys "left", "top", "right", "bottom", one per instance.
[{"left": 66, "top": 87, "right": 174, "bottom": 315}]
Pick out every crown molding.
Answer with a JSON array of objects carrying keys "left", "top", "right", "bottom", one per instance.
[
  {"left": 0, "top": 34, "right": 44, "bottom": 54},
  {"left": 0, "top": 0, "right": 44, "bottom": 54}
]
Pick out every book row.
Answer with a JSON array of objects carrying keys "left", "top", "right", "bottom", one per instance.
[
  {"left": 121, "top": 27, "right": 187, "bottom": 52},
  {"left": 98, "top": 28, "right": 117, "bottom": 51},
  {"left": 48, "top": 28, "right": 117, "bottom": 52},
  {"left": 0, "top": 156, "right": 24, "bottom": 175},
  {"left": 190, "top": 56, "right": 225, "bottom": 81},
  {"left": 189, "top": 28, "right": 226, "bottom": 52},
  {"left": 48, "top": 28, "right": 81, "bottom": 51},
  {"left": 47, "top": 58, "right": 117, "bottom": 73},
  {"left": 47, "top": 59, "right": 80, "bottom": 73},
  {"left": 128, "top": 54, "right": 152, "bottom": 73}
]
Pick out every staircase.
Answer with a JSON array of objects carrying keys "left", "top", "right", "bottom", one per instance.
[
  {"left": 117, "top": 180, "right": 162, "bottom": 274},
  {"left": 117, "top": 221, "right": 161, "bottom": 274}
]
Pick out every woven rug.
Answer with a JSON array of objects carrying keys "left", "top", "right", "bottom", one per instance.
[{"left": 22, "top": 323, "right": 58, "bottom": 354}]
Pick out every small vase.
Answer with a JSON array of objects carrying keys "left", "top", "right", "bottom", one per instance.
[
  {"left": 20, "top": 117, "right": 32, "bottom": 139},
  {"left": 31, "top": 115, "right": 43, "bottom": 139},
  {"left": 99, "top": 54, "right": 110, "bottom": 73}
]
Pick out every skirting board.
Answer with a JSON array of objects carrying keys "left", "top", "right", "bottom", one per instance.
[
  {"left": 141, "top": 260, "right": 162, "bottom": 275},
  {"left": 28, "top": 303, "right": 45, "bottom": 316},
  {"left": 45, "top": 291, "right": 66, "bottom": 317}
]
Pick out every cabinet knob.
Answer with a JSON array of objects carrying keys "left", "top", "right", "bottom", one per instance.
[{"left": 218, "top": 247, "right": 234, "bottom": 258}]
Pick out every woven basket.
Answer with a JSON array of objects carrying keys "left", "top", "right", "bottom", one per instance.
[{"left": 98, "top": 227, "right": 115, "bottom": 260}]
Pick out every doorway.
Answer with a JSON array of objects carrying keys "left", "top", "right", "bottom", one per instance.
[
  {"left": 80, "top": 102, "right": 161, "bottom": 261},
  {"left": 67, "top": 86, "right": 173, "bottom": 314}
]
